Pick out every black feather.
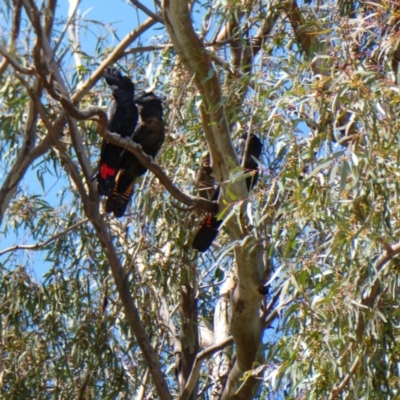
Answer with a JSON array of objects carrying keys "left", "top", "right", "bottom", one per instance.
[
  {"left": 97, "top": 67, "right": 138, "bottom": 196},
  {"left": 192, "top": 134, "right": 263, "bottom": 252},
  {"left": 242, "top": 133, "right": 262, "bottom": 190},
  {"left": 105, "top": 92, "right": 165, "bottom": 217},
  {"left": 191, "top": 187, "right": 220, "bottom": 252}
]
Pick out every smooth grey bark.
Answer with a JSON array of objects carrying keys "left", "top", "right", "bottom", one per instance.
[{"left": 162, "top": 1, "right": 266, "bottom": 399}]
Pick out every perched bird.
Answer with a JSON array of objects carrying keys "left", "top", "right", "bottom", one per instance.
[
  {"left": 105, "top": 92, "right": 165, "bottom": 217},
  {"left": 239, "top": 133, "right": 263, "bottom": 190},
  {"left": 191, "top": 186, "right": 221, "bottom": 253},
  {"left": 97, "top": 67, "right": 138, "bottom": 196},
  {"left": 192, "top": 134, "right": 263, "bottom": 252}
]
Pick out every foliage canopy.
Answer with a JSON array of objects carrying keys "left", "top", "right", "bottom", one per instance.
[{"left": 2, "top": 0, "right": 400, "bottom": 399}]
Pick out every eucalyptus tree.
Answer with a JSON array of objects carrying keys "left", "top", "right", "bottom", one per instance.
[{"left": 1, "top": 0, "right": 400, "bottom": 399}]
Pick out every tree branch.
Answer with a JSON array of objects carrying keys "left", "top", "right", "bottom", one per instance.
[
  {"left": 0, "top": 77, "right": 51, "bottom": 225},
  {"left": 179, "top": 336, "right": 234, "bottom": 400},
  {"left": 91, "top": 212, "right": 172, "bottom": 399},
  {"left": 178, "top": 259, "right": 200, "bottom": 396},
  {"left": 137, "top": 368, "right": 150, "bottom": 400},
  {"left": 0, "top": 44, "right": 35, "bottom": 75},
  {"left": 356, "top": 241, "right": 400, "bottom": 340},
  {"left": 68, "top": 0, "right": 83, "bottom": 69},
  {"left": 0, "top": 0, "right": 23, "bottom": 75},
  {"left": 51, "top": 122, "right": 173, "bottom": 400},
  {"left": 129, "top": 0, "right": 164, "bottom": 23},
  {"left": 162, "top": 0, "right": 239, "bottom": 186},
  {"left": 283, "top": 0, "right": 314, "bottom": 61},
  {"left": 52, "top": 0, "right": 80, "bottom": 55},
  {"left": 71, "top": 17, "right": 158, "bottom": 103},
  {"left": 65, "top": 115, "right": 95, "bottom": 190},
  {"left": 76, "top": 370, "right": 91, "bottom": 400},
  {"left": 329, "top": 352, "right": 362, "bottom": 400},
  {"left": 0, "top": 218, "right": 89, "bottom": 256},
  {"left": 211, "top": 276, "right": 235, "bottom": 398},
  {"left": 58, "top": 96, "right": 219, "bottom": 213},
  {"left": 221, "top": 237, "right": 264, "bottom": 400},
  {"left": 53, "top": 138, "right": 91, "bottom": 203},
  {"left": 23, "top": 0, "right": 69, "bottom": 95}
]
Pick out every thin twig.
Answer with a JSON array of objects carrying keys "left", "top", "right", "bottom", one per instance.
[
  {"left": 328, "top": 352, "right": 362, "bottom": 400},
  {"left": 122, "top": 44, "right": 173, "bottom": 56},
  {"left": 52, "top": 0, "right": 80, "bottom": 55},
  {"left": 129, "top": 0, "right": 164, "bottom": 23},
  {"left": 76, "top": 370, "right": 91, "bottom": 400},
  {"left": 261, "top": 286, "right": 283, "bottom": 326},
  {"left": 137, "top": 368, "right": 150, "bottom": 400},
  {"left": 0, "top": 0, "right": 23, "bottom": 75},
  {"left": 0, "top": 219, "right": 89, "bottom": 256},
  {"left": 356, "top": 240, "right": 400, "bottom": 339},
  {"left": 71, "top": 17, "right": 158, "bottom": 103},
  {"left": 264, "top": 293, "right": 294, "bottom": 328}
]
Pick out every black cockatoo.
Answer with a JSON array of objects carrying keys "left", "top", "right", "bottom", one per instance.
[
  {"left": 105, "top": 92, "right": 165, "bottom": 217},
  {"left": 97, "top": 67, "right": 138, "bottom": 196},
  {"left": 192, "top": 134, "right": 263, "bottom": 252}
]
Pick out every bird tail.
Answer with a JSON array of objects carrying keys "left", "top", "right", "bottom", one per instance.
[
  {"left": 191, "top": 134, "right": 263, "bottom": 252},
  {"left": 192, "top": 187, "right": 221, "bottom": 252},
  {"left": 243, "top": 134, "right": 263, "bottom": 190},
  {"left": 97, "top": 143, "right": 124, "bottom": 196},
  {"left": 105, "top": 181, "right": 134, "bottom": 218},
  {"left": 192, "top": 214, "right": 222, "bottom": 252}
]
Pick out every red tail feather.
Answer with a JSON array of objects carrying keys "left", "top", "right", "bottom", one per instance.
[{"left": 100, "top": 164, "right": 117, "bottom": 180}]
